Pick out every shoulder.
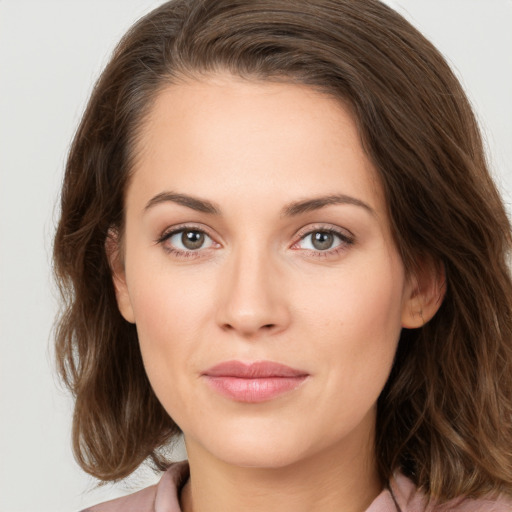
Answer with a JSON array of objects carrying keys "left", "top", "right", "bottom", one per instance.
[
  {"left": 390, "top": 473, "right": 512, "bottom": 512},
  {"left": 80, "top": 461, "right": 189, "bottom": 512},
  {"left": 80, "top": 484, "right": 158, "bottom": 512}
]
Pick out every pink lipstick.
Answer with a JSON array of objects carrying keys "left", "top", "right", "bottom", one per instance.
[{"left": 202, "top": 360, "right": 308, "bottom": 403}]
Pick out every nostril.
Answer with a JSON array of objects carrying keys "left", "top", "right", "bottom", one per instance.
[{"left": 221, "top": 322, "right": 276, "bottom": 333}]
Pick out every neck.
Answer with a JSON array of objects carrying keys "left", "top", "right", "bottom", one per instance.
[{"left": 180, "top": 426, "right": 382, "bottom": 512}]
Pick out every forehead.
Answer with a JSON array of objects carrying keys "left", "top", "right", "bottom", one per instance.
[{"left": 129, "top": 74, "right": 384, "bottom": 215}]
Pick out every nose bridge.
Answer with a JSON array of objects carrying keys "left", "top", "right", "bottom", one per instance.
[{"left": 217, "top": 239, "right": 289, "bottom": 336}]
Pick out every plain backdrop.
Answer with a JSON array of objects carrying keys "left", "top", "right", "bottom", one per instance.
[{"left": 0, "top": 1, "right": 511, "bottom": 511}]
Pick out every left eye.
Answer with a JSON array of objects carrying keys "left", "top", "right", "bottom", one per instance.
[
  {"left": 166, "top": 229, "right": 214, "bottom": 251},
  {"left": 296, "top": 230, "right": 347, "bottom": 251}
]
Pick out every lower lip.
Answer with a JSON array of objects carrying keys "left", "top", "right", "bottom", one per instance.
[{"left": 204, "top": 376, "right": 308, "bottom": 403}]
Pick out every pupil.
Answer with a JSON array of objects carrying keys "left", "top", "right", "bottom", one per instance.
[
  {"left": 312, "top": 231, "right": 333, "bottom": 250},
  {"left": 182, "top": 231, "right": 204, "bottom": 250}
]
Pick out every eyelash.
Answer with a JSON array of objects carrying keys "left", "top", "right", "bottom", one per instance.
[
  {"left": 155, "top": 224, "right": 354, "bottom": 260},
  {"left": 155, "top": 224, "right": 216, "bottom": 259},
  {"left": 292, "top": 225, "right": 354, "bottom": 258}
]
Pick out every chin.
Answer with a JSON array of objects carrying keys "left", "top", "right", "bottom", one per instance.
[
  {"left": 228, "top": 442, "right": 305, "bottom": 468},
  {"left": 189, "top": 419, "right": 330, "bottom": 470}
]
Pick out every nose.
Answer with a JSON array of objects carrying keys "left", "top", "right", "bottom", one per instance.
[{"left": 216, "top": 246, "right": 291, "bottom": 337}]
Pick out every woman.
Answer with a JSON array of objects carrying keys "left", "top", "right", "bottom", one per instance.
[{"left": 53, "top": 0, "right": 512, "bottom": 510}]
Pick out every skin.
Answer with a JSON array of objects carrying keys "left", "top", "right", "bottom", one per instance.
[{"left": 110, "top": 74, "right": 442, "bottom": 512}]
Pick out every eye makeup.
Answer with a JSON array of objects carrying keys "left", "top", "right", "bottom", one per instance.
[
  {"left": 155, "top": 223, "right": 220, "bottom": 259},
  {"left": 155, "top": 221, "right": 355, "bottom": 261}
]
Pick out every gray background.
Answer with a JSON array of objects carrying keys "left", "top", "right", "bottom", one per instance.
[{"left": 1, "top": 1, "right": 511, "bottom": 511}]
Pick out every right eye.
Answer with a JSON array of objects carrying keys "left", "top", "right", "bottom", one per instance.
[{"left": 158, "top": 227, "right": 216, "bottom": 256}]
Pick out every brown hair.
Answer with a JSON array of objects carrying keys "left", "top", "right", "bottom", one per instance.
[{"left": 53, "top": 0, "right": 512, "bottom": 501}]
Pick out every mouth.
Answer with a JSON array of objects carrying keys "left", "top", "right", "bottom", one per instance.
[{"left": 201, "top": 360, "right": 309, "bottom": 403}]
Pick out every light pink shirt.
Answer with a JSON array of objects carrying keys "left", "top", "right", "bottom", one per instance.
[{"left": 83, "top": 461, "right": 512, "bottom": 512}]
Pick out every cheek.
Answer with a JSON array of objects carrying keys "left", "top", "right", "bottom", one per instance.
[
  {"left": 134, "top": 277, "right": 210, "bottom": 340},
  {"left": 297, "top": 258, "right": 405, "bottom": 403},
  {"left": 299, "top": 254, "right": 405, "bottom": 338},
  {"left": 127, "top": 278, "right": 208, "bottom": 429},
  {"left": 125, "top": 262, "right": 216, "bottom": 394},
  {"left": 341, "top": 271, "right": 404, "bottom": 345}
]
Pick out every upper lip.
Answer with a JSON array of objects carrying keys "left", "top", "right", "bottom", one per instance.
[{"left": 202, "top": 360, "right": 308, "bottom": 378}]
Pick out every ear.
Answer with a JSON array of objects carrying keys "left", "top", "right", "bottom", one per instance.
[
  {"left": 401, "top": 257, "right": 446, "bottom": 329},
  {"left": 105, "top": 229, "right": 136, "bottom": 324}
]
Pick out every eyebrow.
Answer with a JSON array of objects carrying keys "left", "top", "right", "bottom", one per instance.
[
  {"left": 281, "top": 194, "right": 375, "bottom": 217},
  {"left": 144, "top": 192, "right": 221, "bottom": 214},
  {"left": 144, "top": 191, "right": 374, "bottom": 217}
]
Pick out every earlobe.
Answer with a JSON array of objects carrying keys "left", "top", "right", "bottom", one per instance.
[
  {"left": 105, "top": 229, "right": 136, "bottom": 324},
  {"left": 401, "top": 258, "right": 446, "bottom": 329}
]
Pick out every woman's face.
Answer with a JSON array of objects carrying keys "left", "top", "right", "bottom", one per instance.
[{"left": 113, "top": 74, "right": 419, "bottom": 469}]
